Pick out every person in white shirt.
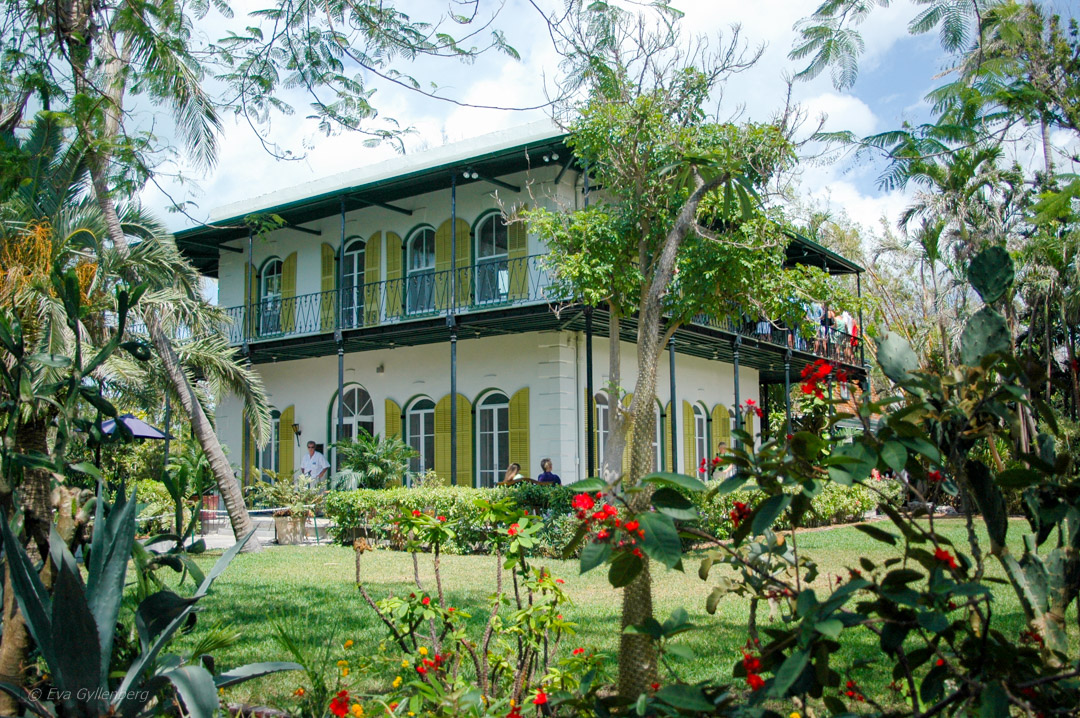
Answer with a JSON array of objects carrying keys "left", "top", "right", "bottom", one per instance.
[{"left": 300, "top": 441, "right": 330, "bottom": 482}]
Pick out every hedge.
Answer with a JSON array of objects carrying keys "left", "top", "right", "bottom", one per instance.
[{"left": 323, "top": 479, "right": 903, "bottom": 555}]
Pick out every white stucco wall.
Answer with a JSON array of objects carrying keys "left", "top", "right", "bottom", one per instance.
[{"left": 214, "top": 330, "right": 758, "bottom": 485}]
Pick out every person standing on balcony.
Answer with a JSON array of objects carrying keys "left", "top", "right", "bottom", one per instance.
[
  {"left": 536, "top": 458, "right": 562, "bottom": 485},
  {"left": 301, "top": 441, "right": 330, "bottom": 483}
]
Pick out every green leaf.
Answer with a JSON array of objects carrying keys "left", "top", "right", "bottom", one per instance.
[
  {"left": 771, "top": 649, "right": 809, "bottom": 698},
  {"left": 854, "top": 523, "right": 898, "bottom": 545},
  {"left": 214, "top": 662, "right": 304, "bottom": 688},
  {"left": 121, "top": 340, "right": 154, "bottom": 361},
  {"left": 28, "top": 352, "right": 71, "bottom": 368},
  {"left": 751, "top": 494, "right": 790, "bottom": 536},
  {"left": 608, "top": 551, "right": 643, "bottom": 588},
  {"left": 967, "top": 246, "right": 1014, "bottom": 304},
  {"left": 52, "top": 557, "right": 101, "bottom": 693},
  {"left": 135, "top": 591, "right": 199, "bottom": 654},
  {"left": 713, "top": 474, "right": 745, "bottom": 495},
  {"left": 995, "top": 468, "right": 1041, "bottom": 489},
  {"left": 580, "top": 540, "right": 612, "bottom": 575},
  {"left": 637, "top": 512, "right": 683, "bottom": 570},
  {"left": 642, "top": 472, "right": 707, "bottom": 493},
  {"left": 828, "top": 443, "right": 877, "bottom": 485},
  {"left": 880, "top": 442, "right": 907, "bottom": 474},
  {"left": 815, "top": 618, "right": 843, "bottom": 639},
  {"left": 979, "top": 683, "right": 1009, "bottom": 718},
  {"left": 655, "top": 685, "right": 714, "bottom": 712},
  {"left": 706, "top": 587, "right": 723, "bottom": 614},
  {"left": 651, "top": 487, "right": 698, "bottom": 520},
  {"left": 791, "top": 431, "right": 826, "bottom": 460},
  {"left": 569, "top": 478, "right": 607, "bottom": 493},
  {"left": 665, "top": 643, "right": 696, "bottom": 661},
  {"left": 163, "top": 665, "right": 219, "bottom": 718}
]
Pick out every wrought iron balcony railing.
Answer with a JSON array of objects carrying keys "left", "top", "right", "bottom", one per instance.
[{"left": 219, "top": 252, "right": 864, "bottom": 366}]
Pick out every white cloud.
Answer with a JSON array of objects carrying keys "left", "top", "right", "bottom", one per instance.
[
  {"left": 800, "top": 92, "right": 879, "bottom": 137},
  {"left": 806, "top": 180, "right": 910, "bottom": 237}
]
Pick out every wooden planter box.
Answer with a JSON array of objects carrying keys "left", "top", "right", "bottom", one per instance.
[{"left": 274, "top": 516, "right": 308, "bottom": 545}]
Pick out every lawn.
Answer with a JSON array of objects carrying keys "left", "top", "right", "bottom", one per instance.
[{"left": 175, "top": 518, "right": 1052, "bottom": 709}]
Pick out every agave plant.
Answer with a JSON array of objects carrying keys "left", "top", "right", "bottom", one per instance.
[{"left": 0, "top": 484, "right": 300, "bottom": 718}]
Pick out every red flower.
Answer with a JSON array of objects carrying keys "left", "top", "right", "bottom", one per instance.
[
  {"left": 411, "top": 509, "right": 421, "bottom": 517},
  {"left": 416, "top": 665, "right": 427, "bottom": 675},
  {"left": 742, "top": 653, "right": 762, "bottom": 673},
  {"left": 745, "top": 398, "right": 756, "bottom": 407},
  {"left": 800, "top": 383, "right": 815, "bottom": 395},
  {"left": 699, "top": 457, "right": 707, "bottom": 474},
  {"left": 650, "top": 682, "right": 660, "bottom": 691},
  {"left": 754, "top": 407, "right": 764, "bottom": 419},
  {"left": 602, "top": 503, "right": 618, "bottom": 518},
  {"left": 437, "top": 515, "right": 447, "bottom": 522},
  {"left": 329, "top": 691, "right": 350, "bottom": 717},
  {"left": 785, "top": 433, "right": 793, "bottom": 440},
  {"left": 935, "top": 658, "right": 945, "bottom": 667},
  {"left": 421, "top": 596, "right": 430, "bottom": 606},
  {"left": 711, "top": 456, "right": 721, "bottom": 467},
  {"left": 746, "top": 673, "right": 765, "bottom": 691},
  {"left": 572, "top": 493, "right": 595, "bottom": 511},
  {"left": 624, "top": 520, "right": 640, "bottom": 533},
  {"left": 934, "top": 548, "right": 958, "bottom": 570},
  {"left": 448, "top": 607, "right": 456, "bottom": 612},
  {"left": 836, "top": 369, "right": 849, "bottom": 383},
  {"left": 556, "top": 578, "right": 565, "bottom": 584},
  {"left": 572, "top": 648, "right": 585, "bottom": 655},
  {"left": 596, "top": 529, "right": 610, "bottom": 540},
  {"left": 633, "top": 548, "right": 644, "bottom": 558},
  {"left": 533, "top": 690, "right": 548, "bottom": 706},
  {"left": 729, "top": 501, "right": 752, "bottom": 528},
  {"left": 507, "top": 523, "right": 520, "bottom": 537},
  {"left": 592, "top": 510, "right": 608, "bottom": 521},
  {"left": 927, "top": 470, "right": 943, "bottom": 483}
]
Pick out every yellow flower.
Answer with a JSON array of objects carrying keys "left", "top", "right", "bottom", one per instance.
[
  {"left": 218, "top": 688, "right": 225, "bottom": 697},
  {"left": 418, "top": 647, "right": 428, "bottom": 656},
  {"left": 341, "top": 667, "right": 350, "bottom": 677},
  {"left": 407, "top": 713, "right": 415, "bottom": 717},
  {"left": 350, "top": 704, "right": 364, "bottom": 717},
  {"left": 401, "top": 659, "right": 410, "bottom": 669},
  {"left": 392, "top": 676, "right": 403, "bottom": 689},
  {"left": 789, "top": 713, "right": 801, "bottom": 718},
  {"left": 337, "top": 659, "right": 349, "bottom": 668},
  {"left": 344, "top": 639, "right": 354, "bottom": 649}
]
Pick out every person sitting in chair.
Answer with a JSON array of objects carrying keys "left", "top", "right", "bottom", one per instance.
[{"left": 536, "top": 458, "right": 562, "bottom": 485}]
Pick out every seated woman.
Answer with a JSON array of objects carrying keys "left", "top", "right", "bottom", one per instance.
[{"left": 536, "top": 458, "right": 562, "bottom": 485}]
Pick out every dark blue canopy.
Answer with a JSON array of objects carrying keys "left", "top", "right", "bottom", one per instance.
[{"left": 100, "top": 414, "right": 174, "bottom": 440}]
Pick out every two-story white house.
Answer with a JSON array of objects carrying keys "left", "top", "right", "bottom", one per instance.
[{"left": 174, "top": 121, "right": 866, "bottom": 487}]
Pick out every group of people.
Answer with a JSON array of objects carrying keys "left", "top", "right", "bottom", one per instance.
[
  {"left": 787, "top": 302, "right": 860, "bottom": 362},
  {"left": 501, "top": 458, "right": 562, "bottom": 485}
]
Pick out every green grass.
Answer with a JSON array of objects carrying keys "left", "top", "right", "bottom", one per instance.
[{"left": 173, "top": 518, "right": 1058, "bottom": 708}]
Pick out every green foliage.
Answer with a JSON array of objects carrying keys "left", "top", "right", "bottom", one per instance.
[
  {"left": 332, "top": 430, "right": 417, "bottom": 490},
  {"left": 249, "top": 472, "right": 323, "bottom": 517}
]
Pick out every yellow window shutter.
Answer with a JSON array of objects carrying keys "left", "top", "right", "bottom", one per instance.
[
  {"left": 385, "top": 399, "right": 402, "bottom": 438},
  {"left": 712, "top": 404, "right": 731, "bottom": 456},
  {"left": 434, "top": 219, "right": 453, "bottom": 311},
  {"left": 745, "top": 410, "right": 755, "bottom": 447},
  {"left": 683, "top": 400, "right": 695, "bottom": 474},
  {"left": 508, "top": 208, "right": 528, "bottom": 300},
  {"left": 452, "top": 218, "right": 471, "bottom": 307},
  {"left": 509, "top": 387, "right": 530, "bottom": 478},
  {"left": 281, "top": 252, "right": 297, "bottom": 333},
  {"left": 434, "top": 394, "right": 452, "bottom": 483},
  {"left": 662, "top": 402, "right": 673, "bottom": 472},
  {"left": 364, "top": 232, "right": 382, "bottom": 326},
  {"left": 621, "top": 393, "right": 634, "bottom": 476},
  {"left": 384, "top": 232, "right": 403, "bottom": 318},
  {"left": 320, "top": 243, "right": 336, "bottom": 331},
  {"left": 455, "top": 394, "right": 472, "bottom": 487},
  {"left": 279, "top": 406, "right": 295, "bottom": 479}
]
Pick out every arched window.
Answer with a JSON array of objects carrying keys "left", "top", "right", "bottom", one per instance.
[
  {"left": 406, "top": 398, "right": 436, "bottom": 476},
  {"left": 407, "top": 228, "right": 436, "bottom": 314},
  {"left": 475, "top": 213, "right": 509, "bottom": 304},
  {"left": 342, "top": 237, "right": 365, "bottom": 328},
  {"left": 693, "top": 403, "right": 708, "bottom": 470},
  {"left": 477, "top": 392, "right": 510, "bottom": 488},
  {"left": 259, "top": 258, "right": 283, "bottom": 335},
  {"left": 332, "top": 385, "right": 375, "bottom": 469},
  {"left": 258, "top": 409, "right": 281, "bottom": 479},
  {"left": 595, "top": 392, "right": 610, "bottom": 469}
]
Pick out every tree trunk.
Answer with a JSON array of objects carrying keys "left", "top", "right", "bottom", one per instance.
[
  {"left": 0, "top": 418, "right": 56, "bottom": 713},
  {"left": 86, "top": 166, "right": 260, "bottom": 550}
]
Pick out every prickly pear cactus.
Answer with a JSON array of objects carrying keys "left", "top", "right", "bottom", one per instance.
[
  {"left": 967, "top": 245, "right": 1014, "bottom": 304},
  {"left": 960, "top": 305, "right": 1011, "bottom": 366},
  {"left": 875, "top": 331, "right": 919, "bottom": 386}
]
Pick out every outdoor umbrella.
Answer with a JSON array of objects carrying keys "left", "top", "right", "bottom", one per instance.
[{"left": 95, "top": 413, "right": 174, "bottom": 468}]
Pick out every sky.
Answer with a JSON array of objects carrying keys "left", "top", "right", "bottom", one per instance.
[{"left": 142, "top": 0, "right": 1076, "bottom": 241}]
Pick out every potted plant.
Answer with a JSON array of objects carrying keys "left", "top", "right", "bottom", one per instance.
[
  {"left": 331, "top": 431, "right": 417, "bottom": 490},
  {"left": 250, "top": 472, "right": 323, "bottom": 545}
]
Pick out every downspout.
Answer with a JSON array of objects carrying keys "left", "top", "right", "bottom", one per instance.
[{"left": 450, "top": 172, "right": 458, "bottom": 485}]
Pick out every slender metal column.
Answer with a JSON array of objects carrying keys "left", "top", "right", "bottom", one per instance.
[
  {"left": 163, "top": 392, "right": 172, "bottom": 462},
  {"left": 856, "top": 271, "right": 865, "bottom": 366},
  {"left": 585, "top": 306, "right": 595, "bottom": 478},
  {"left": 336, "top": 199, "right": 345, "bottom": 456},
  {"left": 669, "top": 339, "right": 678, "bottom": 472},
  {"left": 784, "top": 349, "right": 792, "bottom": 437},
  {"left": 245, "top": 228, "right": 253, "bottom": 352},
  {"left": 449, "top": 172, "right": 458, "bottom": 484},
  {"left": 733, "top": 337, "right": 742, "bottom": 450},
  {"left": 450, "top": 325, "right": 458, "bottom": 485}
]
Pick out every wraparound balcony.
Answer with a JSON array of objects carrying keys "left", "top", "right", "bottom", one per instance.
[{"left": 222, "top": 253, "right": 864, "bottom": 371}]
